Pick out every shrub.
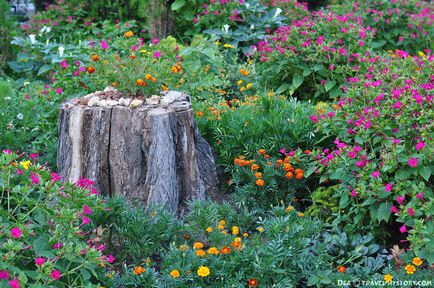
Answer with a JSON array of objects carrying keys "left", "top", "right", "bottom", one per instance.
[
  {"left": 254, "top": 10, "right": 374, "bottom": 100},
  {"left": 308, "top": 53, "right": 434, "bottom": 263},
  {"left": 0, "top": 151, "right": 110, "bottom": 287},
  {"left": 0, "top": 0, "right": 18, "bottom": 73}
]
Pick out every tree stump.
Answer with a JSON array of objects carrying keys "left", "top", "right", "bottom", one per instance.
[{"left": 57, "top": 89, "right": 218, "bottom": 213}]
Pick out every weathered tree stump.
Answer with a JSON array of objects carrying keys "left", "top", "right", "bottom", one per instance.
[{"left": 57, "top": 89, "right": 218, "bottom": 212}]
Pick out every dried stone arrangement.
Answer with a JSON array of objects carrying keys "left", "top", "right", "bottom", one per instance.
[{"left": 57, "top": 88, "right": 218, "bottom": 212}]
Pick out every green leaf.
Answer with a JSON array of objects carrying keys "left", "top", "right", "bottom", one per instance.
[
  {"left": 171, "top": 0, "right": 186, "bottom": 10},
  {"left": 377, "top": 202, "right": 391, "bottom": 222},
  {"left": 324, "top": 80, "right": 336, "bottom": 92},
  {"left": 371, "top": 40, "right": 387, "bottom": 49},
  {"left": 292, "top": 74, "right": 304, "bottom": 90},
  {"left": 339, "top": 192, "right": 349, "bottom": 208},
  {"left": 275, "top": 83, "right": 290, "bottom": 94},
  {"left": 37, "top": 64, "right": 52, "bottom": 76},
  {"left": 33, "top": 235, "right": 51, "bottom": 257},
  {"left": 419, "top": 166, "right": 431, "bottom": 181}
]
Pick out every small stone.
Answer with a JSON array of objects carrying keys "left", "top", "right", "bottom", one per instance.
[
  {"left": 88, "top": 96, "right": 100, "bottom": 107},
  {"left": 145, "top": 95, "right": 160, "bottom": 105},
  {"left": 129, "top": 99, "right": 143, "bottom": 108},
  {"left": 106, "top": 100, "right": 119, "bottom": 106},
  {"left": 82, "top": 93, "right": 95, "bottom": 100},
  {"left": 96, "top": 100, "right": 108, "bottom": 107},
  {"left": 104, "top": 86, "right": 118, "bottom": 93},
  {"left": 119, "top": 98, "right": 132, "bottom": 106}
]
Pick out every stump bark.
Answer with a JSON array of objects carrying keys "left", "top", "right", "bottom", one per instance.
[{"left": 57, "top": 90, "right": 218, "bottom": 213}]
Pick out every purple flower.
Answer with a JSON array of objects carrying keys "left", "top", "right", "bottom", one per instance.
[
  {"left": 2, "top": 149, "right": 11, "bottom": 154},
  {"left": 83, "top": 205, "right": 93, "bottom": 215},
  {"left": 0, "top": 270, "right": 9, "bottom": 279},
  {"left": 10, "top": 227, "right": 22, "bottom": 239},
  {"left": 351, "top": 189, "right": 358, "bottom": 197},
  {"left": 30, "top": 173, "right": 40, "bottom": 185},
  {"left": 35, "top": 257, "right": 46, "bottom": 266},
  {"left": 309, "top": 115, "right": 319, "bottom": 123},
  {"left": 153, "top": 51, "right": 161, "bottom": 58},
  {"left": 9, "top": 279, "right": 20, "bottom": 288},
  {"left": 399, "top": 225, "right": 407, "bottom": 233},
  {"left": 415, "top": 141, "right": 425, "bottom": 151},
  {"left": 152, "top": 38, "right": 159, "bottom": 45},
  {"left": 371, "top": 171, "right": 380, "bottom": 178},
  {"left": 100, "top": 39, "right": 109, "bottom": 49}
]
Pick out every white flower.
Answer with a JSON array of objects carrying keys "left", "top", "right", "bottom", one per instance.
[
  {"left": 246, "top": 3, "right": 250, "bottom": 9},
  {"left": 273, "top": 8, "right": 283, "bottom": 19},
  {"left": 58, "top": 46, "right": 65, "bottom": 57},
  {"left": 46, "top": 27, "right": 51, "bottom": 33},
  {"left": 250, "top": 24, "right": 255, "bottom": 30},
  {"left": 28, "top": 34, "right": 36, "bottom": 44},
  {"left": 223, "top": 24, "right": 230, "bottom": 34},
  {"left": 17, "top": 113, "right": 24, "bottom": 120},
  {"left": 24, "top": 82, "right": 30, "bottom": 86}
]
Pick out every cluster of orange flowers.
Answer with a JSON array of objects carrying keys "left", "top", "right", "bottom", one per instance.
[
  {"left": 277, "top": 156, "right": 304, "bottom": 180},
  {"left": 135, "top": 74, "right": 157, "bottom": 87},
  {"left": 171, "top": 63, "right": 183, "bottom": 74}
]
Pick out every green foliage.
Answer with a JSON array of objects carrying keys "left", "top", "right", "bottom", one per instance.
[
  {"left": 0, "top": 152, "right": 108, "bottom": 287},
  {"left": 306, "top": 185, "right": 340, "bottom": 222},
  {"left": 0, "top": 0, "right": 18, "bottom": 73}
]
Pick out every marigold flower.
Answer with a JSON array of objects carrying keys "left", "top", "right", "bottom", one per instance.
[
  {"left": 295, "top": 172, "right": 304, "bottom": 179},
  {"left": 129, "top": 54, "right": 136, "bottom": 59},
  {"left": 384, "top": 274, "right": 393, "bottom": 283},
  {"left": 246, "top": 83, "right": 253, "bottom": 89},
  {"left": 87, "top": 66, "right": 95, "bottom": 74},
  {"left": 285, "top": 172, "right": 293, "bottom": 179},
  {"left": 337, "top": 266, "right": 346, "bottom": 273},
  {"left": 231, "top": 226, "right": 239, "bottom": 235},
  {"left": 412, "top": 257, "right": 422, "bottom": 266},
  {"left": 91, "top": 54, "right": 99, "bottom": 62},
  {"left": 248, "top": 278, "right": 259, "bottom": 287},
  {"left": 161, "top": 84, "right": 168, "bottom": 91},
  {"left": 197, "top": 266, "right": 210, "bottom": 277},
  {"left": 207, "top": 247, "right": 219, "bottom": 255},
  {"left": 196, "top": 249, "right": 206, "bottom": 257},
  {"left": 217, "top": 224, "right": 224, "bottom": 230},
  {"left": 298, "top": 212, "right": 305, "bottom": 217},
  {"left": 254, "top": 172, "right": 262, "bottom": 179},
  {"left": 221, "top": 246, "right": 231, "bottom": 254},
  {"left": 237, "top": 79, "right": 243, "bottom": 86},
  {"left": 133, "top": 266, "right": 145, "bottom": 275},
  {"left": 251, "top": 164, "right": 259, "bottom": 170},
  {"left": 405, "top": 264, "right": 416, "bottom": 274},
  {"left": 257, "top": 227, "right": 264, "bottom": 232},
  {"left": 285, "top": 205, "right": 294, "bottom": 212},
  {"left": 193, "top": 242, "right": 204, "bottom": 249},
  {"left": 170, "top": 269, "right": 180, "bottom": 278},
  {"left": 239, "top": 69, "right": 249, "bottom": 76},
  {"left": 258, "top": 149, "right": 265, "bottom": 155},
  {"left": 196, "top": 111, "right": 204, "bottom": 117},
  {"left": 206, "top": 227, "right": 213, "bottom": 233},
  {"left": 256, "top": 179, "right": 264, "bottom": 187},
  {"left": 219, "top": 220, "right": 225, "bottom": 226},
  {"left": 136, "top": 79, "right": 147, "bottom": 86},
  {"left": 243, "top": 232, "right": 249, "bottom": 237},
  {"left": 124, "top": 31, "right": 134, "bottom": 38},
  {"left": 240, "top": 87, "right": 246, "bottom": 92},
  {"left": 276, "top": 159, "right": 283, "bottom": 166}
]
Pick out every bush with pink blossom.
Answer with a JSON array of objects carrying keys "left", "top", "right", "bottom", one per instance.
[{"left": 0, "top": 151, "right": 110, "bottom": 287}]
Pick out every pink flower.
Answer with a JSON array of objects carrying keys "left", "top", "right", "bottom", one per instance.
[
  {"left": 397, "top": 196, "right": 405, "bottom": 206},
  {"left": 35, "top": 257, "right": 46, "bottom": 266},
  {"left": 131, "top": 45, "right": 138, "bottom": 51},
  {"left": 415, "top": 142, "right": 425, "bottom": 151},
  {"left": 83, "top": 205, "right": 92, "bottom": 215},
  {"left": 29, "top": 153, "right": 39, "bottom": 160},
  {"left": 390, "top": 205, "right": 398, "bottom": 213},
  {"left": 0, "top": 270, "right": 9, "bottom": 279},
  {"left": 408, "top": 158, "right": 418, "bottom": 167},
  {"left": 107, "top": 254, "right": 115, "bottom": 263},
  {"left": 9, "top": 279, "right": 20, "bottom": 288},
  {"left": 2, "top": 149, "right": 11, "bottom": 154},
  {"left": 399, "top": 225, "right": 407, "bottom": 233},
  {"left": 53, "top": 242, "right": 63, "bottom": 249},
  {"left": 371, "top": 171, "right": 380, "bottom": 178},
  {"left": 384, "top": 183, "right": 393, "bottom": 192},
  {"left": 416, "top": 192, "right": 424, "bottom": 199},
  {"left": 30, "top": 173, "right": 40, "bottom": 185},
  {"left": 408, "top": 208, "right": 414, "bottom": 216},
  {"left": 51, "top": 270, "right": 61, "bottom": 280},
  {"left": 153, "top": 51, "right": 161, "bottom": 58},
  {"left": 152, "top": 38, "right": 159, "bottom": 45},
  {"left": 309, "top": 115, "right": 318, "bottom": 123},
  {"left": 351, "top": 189, "right": 358, "bottom": 197},
  {"left": 10, "top": 227, "right": 22, "bottom": 239},
  {"left": 347, "top": 151, "right": 357, "bottom": 158},
  {"left": 100, "top": 40, "right": 109, "bottom": 49},
  {"left": 51, "top": 172, "right": 62, "bottom": 182},
  {"left": 56, "top": 88, "right": 63, "bottom": 94},
  {"left": 81, "top": 216, "right": 90, "bottom": 225},
  {"left": 60, "top": 60, "right": 68, "bottom": 69}
]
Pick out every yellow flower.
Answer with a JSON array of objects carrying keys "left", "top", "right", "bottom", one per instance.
[
  {"left": 170, "top": 269, "right": 180, "bottom": 278},
  {"left": 257, "top": 227, "right": 265, "bottom": 233},
  {"left": 178, "top": 244, "right": 189, "bottom": 251},
  {"left": 219, "top": 220, "right": 226, "bottom": 226},
  {"left": 223, "top": 44, "right": 235, "bottom": 49},
  {"left": 240, "top": 87, "right": 246, "bottom": 92},
  {"left": 243, "top": 232, "right": 249, "bottom": 238},
  {"left": 384, "top": 274, "right": 393, "bottom": 283},
  {"left": 405, "top": 264, "right": 416, "bottom": 275},
  {"left": 196, "top": 249, "right": 206, "bottom": 257},
  {"left": 207, "top": 247, "right": 219, "bottom": 255},
  {"left": 133, "top": 266, "right": 145, "bottom": 275},
  {"left": 234, "top": 237, "right": 241, "bottom": 243},
  {"left": 20, "top": 160, "right": 31, "bottom": 170},
  {"left": 417, "top": 51, "right": 426, "bottom": 58},
  {"left": 193, "top": 242, "right": 204, "bottom": 249},
  {"left": 412, "top": 257, "right": 423, "bottom": 266},
  {"left": 197, "top": 266, "right": 210, "bottom": 277},
  {"left": 246, "top": 83, "right": 253, "bottom": 89},
  {"left": 231, "top": 226, "right": 239, "bottom": 235},
  {"left": 140, "top": 49, "right": 147, "bottom": 53},
  {"left": 215, "top": 41, "right": 221, "bottom": 46},
  {"left": 221, "top": 230, "right": 227, "bottom": 235},
  {"left": 237, "top": 80, "right": 243, "bottom": 86},
  {"left": 206, "top": 227, "right": 213, "bottom": 233},
  {"left": 298, "top": 212, "right": 305, "bottom": 217},
  {"left": 285, "top": 205, "right": 294, "bottom": 212},
  {"left": 124, "top": 31, "right": 134, "bottom": 38}
]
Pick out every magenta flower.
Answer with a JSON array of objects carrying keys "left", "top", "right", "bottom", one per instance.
[
  {"left": 53, "top": 242, "right": 63, "bottom": 249},
  {"left": 9, "top": 279, "right": 20, "bottom": 288},
  {"left": 100, "top": 39, "right": 109, "bottom": 49},
  {"left": 153, "top": 51, "right": 161, "bottom": 58},
  {"left": 399, "top": 225, "right": 407, "bottom": 233},
  {"left": 0, "top": 270, "right": 9, "bottom": 279},
  {"left": 397, "top": 196, "right": 405, "bottom": 205},
  {"left": 56, "top": 88, "right": 63, "bottom": 94},
  {"left": 152, "top": 38, "right": 159, "bottom": 45},
  {"left": 35, "top": 257, "right": 46, "bottom": 266},
  {"left": 30, "top": 173, "right": 40, "bottom": 185},
  {"left": 60, "top": 60, "right": 68, "bottom": 69},
  {"left": 131, "top": 45, "right": 138, "bottom": 51},
  {"left": 81, "top": 216, "right": 90, "bottom": 225},
  {"left": 107, "top": 254, "right": 115, "bottom": 263},
  {"left": 351, "top": 189, "right": 358, "bottom": 197},
  {"left": 408, "top": 208, "right": 415, "bottom": 217},
  {"left": 10, "top": 227, "right": 22, "bottom": 239},
  {"left": 371, "top": 171, "right": 380, "bottom": 178},
  {"left": 29, "top": 153, "right": 39, "bottom": 160},
  {"left": 390, "top": 206, "right": 398, "bottom": 213},
  {"left": 51, "top": 172, "right": 62, "bottom": 182},
  {"left": 415, "top": 141, "right": 425, "bottom": 151},
  {"left": 2, "top": 149, "right": 11, "bottom": 154},
  {"left": 83, "top": 205, "right": 93, "bottom": 215},
  {"left": 408, "top": 158, "right": 418, "bottom": 167},
  {"left": 384, "top": 183, "right": 393, "bottom": 192},
  {"left": 51, "top": 270, "right": 61, "bottom": 280},
  {"left": 309, "top": 115, "right": 319, "bottom": 123},
  {"left": 416, "top": 192, "right": 424, "bottom": 199}
]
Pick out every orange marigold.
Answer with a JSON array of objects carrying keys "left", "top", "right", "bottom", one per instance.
[
  {"left": 133, "top": 266, "right": 145, "bottom": 275},
  {"left": 195, "top": 249, "right": 206, "bottom": 257},
  {"left": 170, "top": 269, "right": 180, "bottom": 278},
  {"left": 91, "top": 54, "right": 99, "bottom": 62},
  {"left": 87, "top": 66, "right": 95, "bottom": 74},
  {"left": 193, "top": 242, "right": 204, "bottom": 249},
  {"left": 251, "top": 164, "right": 259, "bottom": 170},
  {"left": 207, "top": 247, "right": 219, "bottom": 255},
  {"left": 256, "top": 179, "right": 264, "bottom": 187},
  {"left": 254, "top": 172, "right": 262, "bottom": 179},
  {"left": 248, "top": 278, "right": 259, "bottom": 287},
  {"left": 337, "top": 266, "right": 346, "bottom": 273},
  {"left": 221, "top": 246, "right": 231, "bottom": 254},
  {"left": 124, "top": 31, "right": 134, "bottom": 38},
  {"left": 295, "top": 172, "right": 304, "bottom": 179},
  {"left": 285, "top": 172, "right": 293, "bottom": 179},
  {"left": 258, "top": 149, "right": 266, "bottom": 155},
  {"left": 136, "top": 79, "right": 147, "bottom": 86}
]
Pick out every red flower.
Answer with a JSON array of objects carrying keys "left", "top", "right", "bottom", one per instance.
[{"left": 248, "top": 278, "right": 258, "bottom": 287}]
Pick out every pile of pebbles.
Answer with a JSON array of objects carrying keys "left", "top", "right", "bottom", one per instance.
[{"left": 72, "top": 87, "right": 190, "bottom": 109}]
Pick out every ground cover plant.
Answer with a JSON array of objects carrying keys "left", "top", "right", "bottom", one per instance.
[{"left": 0, "top": 0, "right": 433, "bottom": 287}]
